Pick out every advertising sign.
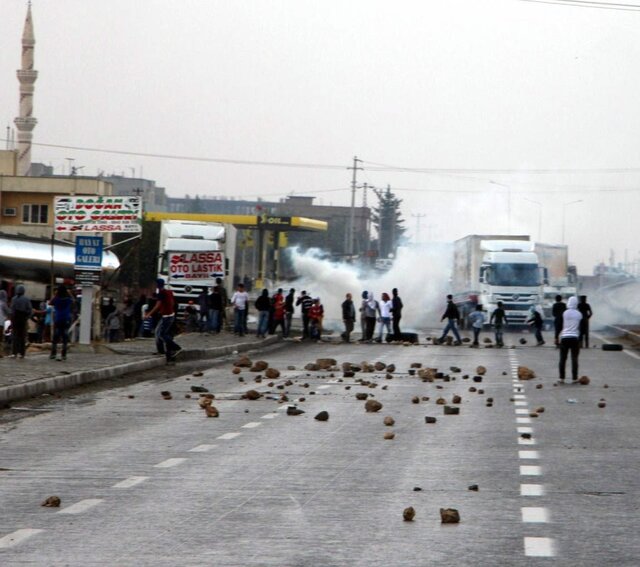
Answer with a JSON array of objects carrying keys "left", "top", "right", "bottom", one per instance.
[
  {"left": 54, "top": 196, "right": 142, "bottom": 233},
  {"left": 168, "top": 251, "right": 225, "bottom": 281},
  {"left": 74, "top": 269, "right": 102, "bottom": 285},
  {"left": 75, "top": 235, "right": 103, "bottom": 271}
]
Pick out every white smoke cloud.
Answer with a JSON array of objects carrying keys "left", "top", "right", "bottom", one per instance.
[{"left": 284, "top": 244, "right": 453, "bottom": 332}]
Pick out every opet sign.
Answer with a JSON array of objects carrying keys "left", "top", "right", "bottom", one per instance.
[
  {"left": 168, "top": 251, "right": 225, "bottom": 280},
  {"left": 54, "top": 196, "right": 142, "bottom": 233}
]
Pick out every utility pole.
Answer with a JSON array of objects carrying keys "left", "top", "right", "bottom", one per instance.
[
  {"left": 347, "top": 156, "right": 362, "bottom": 256},
  {"left": 411, "top": 213, "right": 427, "bottom": 244}
]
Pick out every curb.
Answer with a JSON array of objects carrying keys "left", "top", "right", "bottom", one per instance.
[{"left": 0, "top": 336, "right": 281, "bottom": 405}]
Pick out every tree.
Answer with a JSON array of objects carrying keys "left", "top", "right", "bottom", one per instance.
[{"left": 372, "top": 185, "right": 406, "bottom": 259}]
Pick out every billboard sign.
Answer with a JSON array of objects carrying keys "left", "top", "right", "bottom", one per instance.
[
  {"left": 75, "top": 235, "right": 103, "bottom": 271},
  {"left": 54, "top": 196, "right": 142, "bottom": 233},
  {"left": 167, "top": 251, "right": 225, "bottom": 281}
]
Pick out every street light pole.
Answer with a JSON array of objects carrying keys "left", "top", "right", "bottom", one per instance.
[
  {"left": 523, "top": 197, "right": 542, "bottom": 242},
  {"left": 489, "top": 180, "right": 511, "bottom": 234},
  {"left": 561, "top": 199, "right": 583, "bottom": 244},
  {"left": 347, "top": 156, "right": 362, "bottom": 257}
]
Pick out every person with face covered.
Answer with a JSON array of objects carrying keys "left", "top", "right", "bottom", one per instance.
[{"left": 559, "top": 296, "right": 583, "bottom": 382}]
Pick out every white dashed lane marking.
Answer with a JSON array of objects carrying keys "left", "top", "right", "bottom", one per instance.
[
  {"left": 518, "top": 450, "right": 539, "bottom": 460},
  {"left": 522, "top": 507, "right": 550, "bottom": 523},
  {"left": 515, "top": 409, "right": 530, "bottom": 415},
  {"left": 58, "top": 499, "right": 103, "bottom": 515},
  {"left": 113, "top": 476, "right": 149, "bottom": 488},
  {"left": 520, "top": 465, "right": 542, "bottom": 476},
  {"left": 517, "top": 426, "right": 533, "bottom": 434},
  {"left": 0, "top": 529, "right": 43, "bottom": 549},
  {"left": 154, "top": 458, "right": 187, "bottom": 469},
  {"left": 516, "top": 417, "right": 532, "bottom": 424},
  {"left": 518, "top": 437, "right": 536, "bottom": 445},
  {"left": 217, "top": 432, "right": 242, "bottom": 440},
  {"left": 521, "top": 484, "right": 545, "bottom": 496},
  {"left": 524, "top": 537, "right": 555, "bottom": 557},
  {"left": 241, "top": 422, "right": 262, "bottom": 429},
  {"left": 188, "top": 444, "right": 217, "bottom": 452}
]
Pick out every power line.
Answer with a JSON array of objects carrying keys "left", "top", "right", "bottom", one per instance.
[{"left": 517, "top": 0, "right": 640, "bottom": 11}]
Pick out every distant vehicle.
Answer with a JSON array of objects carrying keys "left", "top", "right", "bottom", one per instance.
[
  {"left": 452, "top": 235, "right": 543, "bottom": 327},
  {"left": 157, "top": 220, "right": 237, "bottom": 315}
]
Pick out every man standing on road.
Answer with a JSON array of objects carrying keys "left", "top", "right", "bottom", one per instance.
[
  {"left": 144, "top": 278, "right": 182, "bottom": 365},
  {"left": 559, "top": 296, "right": 582, "bottom": 382},
  {"left": 438, "top": 295, "right": 462, "bottom": 345},
  {"left": 296, "top": 290, "right": 313, "bottom": 339},
  {"left": 552, "top": 295, "right": 566, "bottom": 347},
  {"left": 489, "top": 301, "right": 508, "bottom": 347},
  {"left": 284, "top": 288, "right": 295, "bottom": 338},
  {"left": 391, "top": 288, "right": 403, "bottom": 341},
  {"left": 363, "top": 291, "right": 379, "bottom": 342},
  {"left": 215, "top": 277, "right": 228, "bottom": 332},
  {"left": 231, "top": 283, "right": 249, "bottom": 337},
  {"left": 578, "top": 295, "right": 593, "bottom": 348},
  {"left": 341, "top": 292, "right": 356, "bottom": 343},
  {"left": 10, "top": 284, "right": 32, "bottom": 358}
]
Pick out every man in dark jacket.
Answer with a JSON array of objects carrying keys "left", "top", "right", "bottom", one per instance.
[
  {"left": 284, "top": 288, "right": 295, "bottom": 338},
  {"left": 341, "top": 293, "right": 356, "bottom": 343},
  {"left": 438, "top": 295, "right": 462, "bottom": 345},
  {"left": 552, "top": 295, "right": 566, "bottom": 347},
  {"left": 10, "top": 284, "right": 32, "bottom": 358},
  {"left": 578, "top": 295, "right": 593, "bottom": 348},
  {"left": 296, "top": 291, "right": 313, "bottom": 339},
  {"left": 391, "top": 288, "right": 403, "bottom": 340}
]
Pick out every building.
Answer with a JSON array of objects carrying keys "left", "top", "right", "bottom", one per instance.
[{"left": 100, "top": 175, "right": 167, "bottom": 212}]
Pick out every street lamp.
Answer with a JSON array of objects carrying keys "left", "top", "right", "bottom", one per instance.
[
  {"left": 561, "top": 199, "right": 583, "bottom": 244},
  {"left": 489, "top": 180, "right": 511, "bottom": 234},
  {"left": 523, "top": 197, "right": 542, "bottom": 242}
]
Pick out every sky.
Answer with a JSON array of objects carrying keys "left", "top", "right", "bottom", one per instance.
[{"left": 2, "top": 0, "right": 640, "bottom": 274}]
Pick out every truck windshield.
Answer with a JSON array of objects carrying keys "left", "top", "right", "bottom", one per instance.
[{"left": 488, "top": 263, "right": 540, "bottom": 286}]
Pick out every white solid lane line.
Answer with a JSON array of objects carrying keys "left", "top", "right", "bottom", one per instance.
[
  {"left": 188, "top": 444, "right": 217, "bottom": 452},
  {"left": 522, "top": 507, "right": 550, "bottom": 523},
  {"left": 518, "top": 450, "right": 539, "bottom": 459},
  {"left": 217, "top": 432, "right": 242, "bottom": 440},
  {"left": 521, "top": 484, "right": 545, "bottom": 496},
  {"left": 0, "top": 529, "right": 44, "bottom": 549},
  {"left": 58, "top": 499, "right": 103, "bottom": 515},
  {"left": 520, "top": 465, "right": 542, "bottom": 476},
  {"left": 113, "top": 476, "right": 149, "bottom": 488},
  {"left": 524, "top": 537, "right": 555, "bottom": 557},
  {"left": 241, "top": 422, "right": 262, "bottom": 429},
  {"left": 154, "top": 458, "right": 187, "bottom": 469}
]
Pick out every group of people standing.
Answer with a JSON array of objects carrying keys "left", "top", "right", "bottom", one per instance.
[{"left": 339, "top": 288, "right": 404, "bottom": 343}]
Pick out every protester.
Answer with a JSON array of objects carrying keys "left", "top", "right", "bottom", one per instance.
[
  {"left": 271, "top": 291, "right": 286, "bottom": 335},
  {"left": 376, "top": 292, "right": 393, "bottom": 343},
  {"left": 208, "top": 285, "right": 223, "bottom": 333},
  {"left": 468, "top": 304, "right": 486, "bottom": 347},
  {"left": 10, "top": 284, "right": 32, "bottom": 358},
  {"left": 391, "top": 288, "right": 403, "bottom": 340},
  {"left": 215, "top": 277, "right": 228, "bottom": 332},
  {"left": 308, "top": 297, "right": 324, "bottom": 340},
  {"left": 363, "top": 292, "right": 379, "bottom": 342},
  {"left": 359, "top": 291, "right": 368, "bottom": 341},
  {"left": 197, "top": 287, "right": 209, "bottom": 332},
  {"left": 526, "top": 306, "right": 545, "bottom": 346},
  {"left": 49, "top": 284, "right": 74, "bottom": 361},
  {"left": 489, "top": 301, "right": 508, "bottom": 347},
  {"left": 438, "top": 295, "right": 461, "bottom": 345},
  {"left": 255, "top": 289, "right": 271, "bottom": 338},
  {"left": 231, "top": 283, "right": 249, "bottom": 337},
  {"left": 552, "top": 295, "right": 566, "bottom": 348},
  {"left": 341, "top": 292, "right": 356, "bottom": 343},
  {"left": 144, "top": 278, "right": 182, "bottom": 364},
  {"left": 284, "top": 288, "right": 295, "bottom": 338},
  {"left": 559, "top": 296, "right": 582, "bottom": 382},
  {"left": 105, "top": 303, "right": 121, "bottom": 342},
  {"left": 296, "top": 290, "right": 313, "bottom": 339},
  {"left": 578, "top": 295, "right": 593, "bottom": 348}
]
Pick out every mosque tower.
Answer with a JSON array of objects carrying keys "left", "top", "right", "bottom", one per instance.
[{"left": 14, "top": 2, "right": 38, "bottom": 176}]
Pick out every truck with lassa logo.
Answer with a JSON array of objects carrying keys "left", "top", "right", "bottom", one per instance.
[
  {"left": 157, "top": 220, "right": 237, "bottom": 314},
  {"left": 452, "top": 235, "right": 543, "bottom": 327}
]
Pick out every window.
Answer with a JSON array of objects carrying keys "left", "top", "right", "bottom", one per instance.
[{"left": 22, "top": 204, "right": 49, "bottom": 224}]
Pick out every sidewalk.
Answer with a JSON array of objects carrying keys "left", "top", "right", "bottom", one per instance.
[{"left": 0, "top": 332, "right": 281, "bottom": 406}]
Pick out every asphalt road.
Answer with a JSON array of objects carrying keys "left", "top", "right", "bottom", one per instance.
[{"left": 0, "top": 331, "right": 638, "bottom": 566}]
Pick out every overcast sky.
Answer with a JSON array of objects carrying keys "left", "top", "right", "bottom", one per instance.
[{"left": 2, "top": 0, "right": 640, "bottom": 273}]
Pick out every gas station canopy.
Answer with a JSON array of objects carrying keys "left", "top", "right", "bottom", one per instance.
[{"left": 144, "top": 212, "right": 327, "bottom": 232}]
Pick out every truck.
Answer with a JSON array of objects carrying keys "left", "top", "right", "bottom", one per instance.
[
  {"left": 534, "top": 243, "right": 578, "bottom": 324},
  {"left": 157, "top": 220, "right": 237, "bottom": 314},
  {"left": 452, "top": 235, "right": 543, "bottom": 326}
]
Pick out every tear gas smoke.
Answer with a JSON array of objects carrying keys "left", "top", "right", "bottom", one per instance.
[{"left": 284, "top": 244, "right": 453, "bottom": 331}]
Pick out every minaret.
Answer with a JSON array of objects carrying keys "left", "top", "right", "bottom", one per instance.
[{"left": 14, "top": 2, "right": 38, "bottom": 176}]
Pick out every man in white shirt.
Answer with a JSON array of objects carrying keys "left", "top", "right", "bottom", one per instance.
[{"left": 231, "top": 283, "right": 249, "bottom": 336}]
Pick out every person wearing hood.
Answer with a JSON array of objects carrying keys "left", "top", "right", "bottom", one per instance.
[
  {"left": 552, "top": 295, "right": 566, "bottom": 348},
  {"left": 10, "top": 284, "right": 32, "bottom": 358},
  {"left": 363, "top": 292, "right": 379, "bottom": 342},
  {"left": 559, "top": 296, "right": 583, "bottom": 382},
  {"left": 526, "top": 306, "right": 545, "bottom": 346},
  {"left": 49, "top": 284, "right": 74, "bottom": 360}
]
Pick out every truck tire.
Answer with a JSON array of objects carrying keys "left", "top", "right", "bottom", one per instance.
[
  {"left": 602, "top": 343, "right": 623, "bottom": 351},
  {"left": 386, "top": 332, "right": 419, "bottom": 344}
]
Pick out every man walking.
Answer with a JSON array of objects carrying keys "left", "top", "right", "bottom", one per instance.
[
  {"left": 144, "top": 279, "right": 182, "bottom": 364},
  {"left": 391, "top": 288, "right": 403, "bottom": 340},
  {"left": 341, "top": 293, "right": 356, "bottom": 343},
  {"left": 438, "top": 295, "right": 462, "bottom": 345},
  {"left": 489, "top": 301, "right": 508, "bottom": 347}
]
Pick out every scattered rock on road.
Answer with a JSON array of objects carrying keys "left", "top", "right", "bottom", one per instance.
[
  {"left": 440, "top": 508, "right": 460, "bottom": 523},
  {"left": 287, "top": 406, "right": 305, "bottom": 416},
  {"left": 244, "top": 389, "right": 261, "bottom": 400},
  {"left": 205, "top": 405, "right": 219, "bottom": 418},
  {"left": 161, "top": 391, "right": 172, "bottom": 400},
  {"left": 579, "top": 376, "right": 590, "bottom": 385},
  {"left": 234, "top": 356, "right": 252, "bottom": 368},
  {"left": 384, "top": 416, "right": 395, "bottom": 426},
  {"left": 190, "top": 385, "right": 208, "bottom": 393},
  {"left": 355, "top": 393, "right": 368, "bottom": 401},
  {"left": 314, "top": 411, "right": 329, "bottom": 421},
  {"left": 518, "top": 366, "right": 536, "bottom": 380},
  {"left": 412, "top": 396, "right": 420, "bottom": 404},
  {"left": 192, "top": 371, "right": 203, "bottom": 377},
  {"left": 365, "top": 399, "right": 383, "bottom": 413},
  {"left": 468, "top": 484, "right": 479, "bottom": 491},
  {"left": 265, "top": 368, "right": 281, "bottom": 379},
  {"left": 403, "top": 506, "right": 416, "bottom": 521},
  {"left": 250, "top": 360, "right": 269, "bottom": 372},
  {"left": 384, "top": 431, "right": 395, "bottom": 440},
  {"left": 41, "top": 496, "right": 61, "bottom": 507},
  {"left": 443, "top": 406, "right": 460, "bottom": 415},
  {"left": 476, "top": 366, "right": 487, "bottom": 375},
  {"left": 425, "top": 416, "right": 437, "bottom": 424}
]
